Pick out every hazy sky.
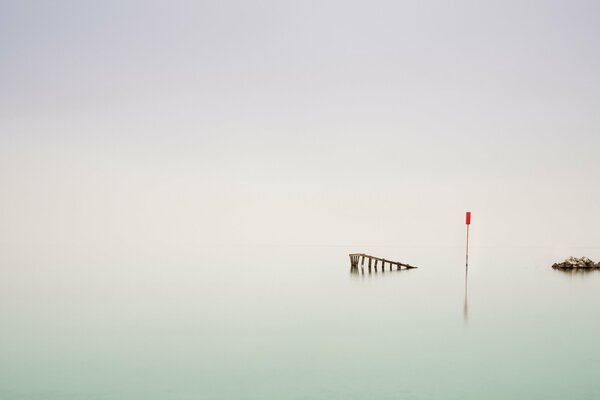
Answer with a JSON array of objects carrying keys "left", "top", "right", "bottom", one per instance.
[{"left": 1, "top": 0, "right": 599, "bottom": 259}]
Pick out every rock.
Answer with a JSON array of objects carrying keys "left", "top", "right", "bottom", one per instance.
[{"left": 552, "top": 257, "right": 600, "bottom": 269}]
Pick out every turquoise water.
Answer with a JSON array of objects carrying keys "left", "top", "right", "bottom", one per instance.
[{"left": 1, "top": 245, "right": 600, "bottom": 399}]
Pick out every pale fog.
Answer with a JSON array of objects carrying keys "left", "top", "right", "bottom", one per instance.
[
  {"left": 2, "top": 1, "right": 600, "bottom": 399},
  {"left": 2, "top": 0, "right": 599, "bottom": 258}
]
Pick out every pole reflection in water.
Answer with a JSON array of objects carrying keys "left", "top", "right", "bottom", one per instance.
[{"left": 463, "top": 266, "right": 469, "bottom": 323}]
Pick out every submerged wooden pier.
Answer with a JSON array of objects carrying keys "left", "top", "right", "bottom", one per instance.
[{"left": 349, "top": 253, "right": 416, "bottom": 271}]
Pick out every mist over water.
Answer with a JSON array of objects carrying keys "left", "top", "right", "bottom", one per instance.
[{"left": 2, "top": 0, "right": 600, "bottom": 398}]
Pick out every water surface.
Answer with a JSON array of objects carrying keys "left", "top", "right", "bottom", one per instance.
[{"left": 1, "top": 245, "right": 599, "bottom": 399}]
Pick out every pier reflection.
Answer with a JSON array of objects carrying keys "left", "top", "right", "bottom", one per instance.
[{"left": 350, "top": 264, "right": 413, "bottom": 276}]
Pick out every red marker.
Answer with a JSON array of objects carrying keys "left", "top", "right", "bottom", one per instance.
[{"left": 465, "top": 212, "right": 471, "bottom": 267}]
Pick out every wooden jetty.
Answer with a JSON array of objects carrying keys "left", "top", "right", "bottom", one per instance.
[{"left": 349, "top": 253, "right": 416, "bottom": 271}]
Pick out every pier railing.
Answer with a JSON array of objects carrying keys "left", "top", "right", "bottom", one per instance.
[{"left": 349, "top": 253, "right": 416, "bottom": 271}]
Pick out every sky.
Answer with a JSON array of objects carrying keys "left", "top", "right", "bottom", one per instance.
[{"left": 1, "top": 0, "right": 599, "bottom": 261}]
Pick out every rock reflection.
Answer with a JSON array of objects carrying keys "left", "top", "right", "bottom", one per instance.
[{"left": 553, "top": 268, "right": 600, "bottom": 276}]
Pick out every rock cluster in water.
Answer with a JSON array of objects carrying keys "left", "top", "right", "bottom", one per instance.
[{"left": 552, "top": 257, "right": 600, "bottom": 269}]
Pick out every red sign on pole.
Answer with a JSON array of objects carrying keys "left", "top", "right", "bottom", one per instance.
[{"left": 465, "top": 211, "right": 471, "bottom": 267}]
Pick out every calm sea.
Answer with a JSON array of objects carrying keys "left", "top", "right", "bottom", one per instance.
[{"left": 1, "top": 245, "right": 599, "bottom": 399}]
